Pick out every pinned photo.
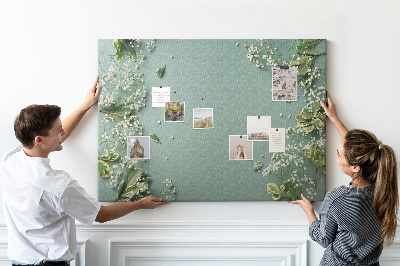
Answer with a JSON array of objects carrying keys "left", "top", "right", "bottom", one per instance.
[
  {"left": 229, "top": 135, "right": 253, "bottom": 160},
  {"left": 247, "top": 116, "right": 271, "bottom": 141},
  {"left": 127, "top": 136, "right": 150, "bottom": 160},
  {"left": 272, "top": 68, "right": 297, "bottom": 101},
  {"left": 193, "top": 108, "right": 214, "bottom": 129},
  {"left": 165, "top": 102, "right": 185, "bottom": 122}
]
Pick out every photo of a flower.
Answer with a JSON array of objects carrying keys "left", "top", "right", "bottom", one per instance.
[{"left": 165, "top": 102, "right": 185, "bottom": 122}]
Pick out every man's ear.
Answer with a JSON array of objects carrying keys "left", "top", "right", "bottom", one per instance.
[
  {"left": 34, "top": 136, "right": 44, "bottom": 146},
  {"left": 352, "top": 165, "right": 361, "bottom": 174}
]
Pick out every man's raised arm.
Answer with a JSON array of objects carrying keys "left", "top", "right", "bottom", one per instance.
[{"left": 61, "top": 77, "right": 101, "bottom": 143}]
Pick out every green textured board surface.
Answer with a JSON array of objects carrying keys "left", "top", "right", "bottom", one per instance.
[{"left": 98, "top": 39, "right": 327, "bottom": 202}]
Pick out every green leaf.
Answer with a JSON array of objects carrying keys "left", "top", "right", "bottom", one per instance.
[
  {"left": 298, "top": 60, "right": 313, "bottom": 76},
  {"left": 301, "top": 39, "right": 320, "bottom": 43},
  {"left": 112, "top": 39, "right": 138, "bottom": 61},
  {"left": 113, "top": 39, "right": 124, "bottom": 61},
  {"left": 123, "top": 39, "right": 137, "bottom": 60},
  {"left": 117, "top": 180, "right": 126, "bottom": 195},
  {"left": 253, "top": 161, "right": 263, "bottom": 172},
  {"left": 301, "top": 109, "right": 313, "bottom": 119},
  {"left": 267, "top": 183, "right": 284, "bottom": 200},
  {"left": 126, "top": 168, "right": 143, "bottom": 188},
  {"left": 121, "top": 185, "right": 140, "bottom": 201},
  {"left": 150, "top": 132, "right": 161, "bottom": 144},
  {"left": 100, "top": 105, "right": 137, "bottom": 124},
  {"left": 142, "top": 170, "right": 149, "bottom": 179},
  {"left": 113, "top": 180, "right": 127, "bottom": 202},
  {"left": 303, "top": 145, "right": 326, "bottom": 171},
  {"left": 156, "top": 65, "right": 166, "bottom": 78},
  {"left": 99, "top": 152, "right": 119, "bottom": 162},
  {"left": 98, "top": 160, "right": 112, "bottom": 178},
  {"left": 301, "top": 125, "right": 314, "bottom": 133},
  {"left": 282, "top": 181, "right": 300, "bottom": 200},
  {"left": 295, "top": 113, "right": 307, "bottom": 123},
  {"left": 98, "top": 161, "right": 104, "bottom": 175},
  {"left": 296, "top": 40, "right": 321, "bottom": 56},
  {"left": 290, "top": 55, "right": 313, "bottom": 66},
  {"left": 312, "top": 101, "right": 320, "bottom": 112},
  {"left": 312, "top": 118, "right": 323, "bottom": 128},
  {"left": 317, "top": 112, "right": 326, "bottom": 122}
]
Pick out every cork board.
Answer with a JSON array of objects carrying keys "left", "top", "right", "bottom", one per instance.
[{"left": 98, "top": 39, "right": 326, "bottom": 202}]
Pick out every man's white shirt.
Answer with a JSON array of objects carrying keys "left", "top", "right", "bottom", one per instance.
[{"left": 0, "top": 146, "right": 100, "bottom": 264}]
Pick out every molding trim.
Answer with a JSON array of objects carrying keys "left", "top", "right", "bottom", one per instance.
[
  {"left": 75, "top": 222, "right": 311, "bottom": 232},
  {"left": 110, "top": 239, "right": 308, "bottom": 266},
  {"left": 0, "top": 222, "right": 399, "bottom": 234}
]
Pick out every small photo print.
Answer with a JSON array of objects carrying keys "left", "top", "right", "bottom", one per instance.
[
  {"left": 127, "top": 136, "right": 150, "bottom": 160},
  {"left": 247, "top": 116, "right": 271, "bottom": 141},
  {"left": 165, "top": 102, "right": 185, "bottom": 122},
  {"left": 229, "top": 135, "right": 253, "bottom": 160},
  {"left": 193, "top": 108, "right": 214, "bottom": 129},
  {"left": 272, "top": 68, "right": 297, "bottom": 101}
]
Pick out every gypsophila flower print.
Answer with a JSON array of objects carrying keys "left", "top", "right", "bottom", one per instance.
[
  {"left": 98, "top": 39, "right": 176, "bottom": 202},
  {"left": 246, "top": 39, "right": 326, "bottom": 201}
]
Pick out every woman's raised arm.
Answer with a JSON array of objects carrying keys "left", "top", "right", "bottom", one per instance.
[{"left": 320, "top": 91, "right": 349, "bottom": 139}]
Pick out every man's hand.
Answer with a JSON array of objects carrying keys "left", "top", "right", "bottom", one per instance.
[
  {"left": 81, "top": 76, "right": 101, "bottom": 112},
  {"left": 96, "top": 197, "right": 168, "bottom": 223},
  {"left": 137, "top": 196, "right": 168, "bottom": 209},
  {"left": 289, "top": 194, "right": 318, "bottom": 224},
  {"left": 61, "top": 76, "right": 101, "bottom": 143}
]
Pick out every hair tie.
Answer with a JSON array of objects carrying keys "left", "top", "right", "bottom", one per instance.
[{"left": 379, "top": 144, "right": 382, "bottom": 150}]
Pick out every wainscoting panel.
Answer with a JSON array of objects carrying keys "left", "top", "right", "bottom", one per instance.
[
  {"left": 0, "top": 224, "right": 399, "bottom": 266},
  {"left": 110, "top": 240, "right": 307, "bottom": 266}
]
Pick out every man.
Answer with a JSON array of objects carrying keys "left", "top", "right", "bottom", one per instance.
[{"left": 0, "top": 77, "right": 166, "bottom": 265}]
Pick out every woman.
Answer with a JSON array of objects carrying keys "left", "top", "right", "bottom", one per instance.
[{"left": 290, "top": 92, "right": 398, "bottom": 266}]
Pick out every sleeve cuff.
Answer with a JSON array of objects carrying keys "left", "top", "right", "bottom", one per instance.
[{"left": 309, "top": 219, "right": 321, "bottom": 239}]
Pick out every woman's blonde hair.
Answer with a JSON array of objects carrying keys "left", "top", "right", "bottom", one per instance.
[{"left": 344, "top": 129, "right": 398, "bottom": 246}]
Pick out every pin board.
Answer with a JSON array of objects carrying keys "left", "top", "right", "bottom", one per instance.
[{"left": 98, "top": 39, "right": 327, "bottom": 202}]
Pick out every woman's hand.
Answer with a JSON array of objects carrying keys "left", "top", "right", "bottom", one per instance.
[
  {"left": 289, "top": 194, "right": 318, "bottom": 224},
  {"left": 320, "top": 91, "right": 338, "bottom": 122},
  {"left": 320, "top": 91, "right": 349, "bottom": 138}
]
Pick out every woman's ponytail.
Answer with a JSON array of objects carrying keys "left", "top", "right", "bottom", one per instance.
[
  {"left": 344, "top": 129, "right": 398, "bottom": 246},
  {"left": 374, "top": 144, "right": 398, "bottom": 246}
]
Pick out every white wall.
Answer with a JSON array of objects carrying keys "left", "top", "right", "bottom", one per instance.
[{"left": 1, "top": 1, "right": 399, "bottom": 265}]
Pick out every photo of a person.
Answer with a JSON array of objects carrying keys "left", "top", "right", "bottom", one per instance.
[{"left": 229, "top": 135, "right": 253, "bottom": 160}]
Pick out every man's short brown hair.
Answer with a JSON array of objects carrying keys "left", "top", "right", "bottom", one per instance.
[{"left": 14, "top": 105, "right": 61, "bottom": 149}]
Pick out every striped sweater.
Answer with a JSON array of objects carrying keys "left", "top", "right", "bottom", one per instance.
[{"left": 309, "top": 184, "right": 382, "bottom": 266}]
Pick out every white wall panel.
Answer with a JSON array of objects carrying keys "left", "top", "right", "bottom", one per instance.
[
  {"left": 0, "top": 224, "right": 399, "bottom": 265},
  {"left": 110, "top": 240, "right": 307, "bottom": 266}
]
